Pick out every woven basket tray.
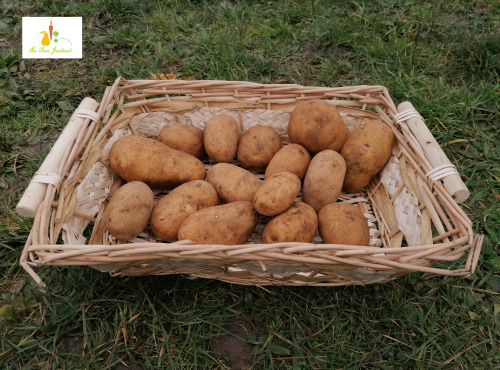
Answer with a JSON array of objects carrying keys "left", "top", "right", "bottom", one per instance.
[{"left": 18, "top": 78, "right": 483, "bottom": 287}]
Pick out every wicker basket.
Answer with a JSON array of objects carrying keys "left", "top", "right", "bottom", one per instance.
[{"left": 18, "top": 78, "right": 484, "bottom": 287}]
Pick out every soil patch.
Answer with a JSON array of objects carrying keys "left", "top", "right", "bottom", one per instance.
[
  {"left": 211, "top": 316, "right": 255, "bottom": 369},
  {"left": 57, "top": 336, "right": 84, "bottom": 356}
]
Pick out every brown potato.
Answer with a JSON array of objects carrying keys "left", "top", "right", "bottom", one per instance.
[
  {"left": 302, "top": 150, "right": 346, "bottom": 213},
  {"left": 262, "top": 201, "right": 318, "bottom": 243},
  {"left": 341, "top": 120, "right": 394, "bottom": 193},
  {"left": 203, "top": 114, "right": 239, "bottom": 162},
  {"left": 104, "top": 181, "right": 154, "bottom": 241},
  {"left": 109, "top": 135, "right": 206, "bottom": 189},
  {"left": 288, "top": 99, "right": 350, "bottom": 154},
  {"left": 150, "top": 180, "right": 218, "bottom": 241},
  {"left": 253, "top": 172, "right": 301, "bottom": 216},
  {"left": 237, "top": 125, "right": 282, "bottom": 171},
  {"left": 264, "top": 143, "right": 311, "bottom": 180},
  {"left": 178, "top": 201, "right": 259, "bottom": 245},
  {"left": 158, "top": 123, "right": 205, "bottom": 158},
  {"left": 318, "top": 203, "right": 370, "bottom": 245},
  {"left": 206, "top": 163, "right": 262, "bottom": 203}
]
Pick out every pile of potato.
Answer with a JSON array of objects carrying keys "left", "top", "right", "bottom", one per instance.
[{"left": 104, "top": 99, "right": 394, "bottom": 246}]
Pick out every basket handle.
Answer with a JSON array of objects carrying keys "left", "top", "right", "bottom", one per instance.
[
  {"left": 396, "top": 102, "right": 470, "bottom": 203},
  {"left": 16, "top": 97, "right": 100, "bottom": 218}
]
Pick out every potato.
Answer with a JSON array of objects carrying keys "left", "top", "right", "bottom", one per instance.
[
  {"left": 264, "top": 143, "right": 311, "bottom": 180},
  {"left": 104, "top": 181, "right": 154, "bottom": 241},
  {"left": 341, "top": 120, "right": 394, "bottom": 193},
  {"left": 262, "top": 201, "right": 318, "bottom": 243},
  {"left": 178, "top": 201, "right": 259, "bottom": 245},
  {"left": 288, "top": 99, "right": 350, "bottom": 154},
  {"left": 237, "top": 125, "right": 282, "bottom": 171},
  {"left": 253, "top": 172, "right": 301, "bottom": 216},
  {"left": 206, "top": 163, "right": 262, "bottom": 203},
  {"left": 158, "top": 123, "right": 205, "bottom": 158},
  {"left": 302, "top": 150, "right": 346, "bottom": 213},
  {"left": 318, "top": 203, "right": 370, "bottom": 245},
  {"left": 109, "top": 135, "right": 206, "bottom": 188},
  {"left": 150, "top": 180, "right": 218, "bottom": 241},
  {"left": 203, "top": 114, "right": 239, "bottom": 162}
]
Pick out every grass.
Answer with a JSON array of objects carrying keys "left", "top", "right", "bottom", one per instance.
[{"left": 1, "top": 0, "right": 499, "bottom": 368}]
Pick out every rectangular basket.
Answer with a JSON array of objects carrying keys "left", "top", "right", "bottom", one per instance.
[{"left": 18, "top": 78, "right": 484, "bottom": 287}]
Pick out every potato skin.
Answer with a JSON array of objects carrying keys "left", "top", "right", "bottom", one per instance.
[
  {"left": 150, "top": 180, "right": 218, "bottom": 241},
  {"left": 264, "top": 143, "right": 311, "bottom": 180},
  {"left": 263, "top": 201, "right": 318, "bottom": 243},
  {"left": 158, "top": 123, "right": 205, "bottom": 158},
  {"left": 178, "top": 201, "right": 259, "bottom": 245},
  {"left": 109, "top": 135, "right": 206, "bottom": 189},
  {"left": 203, "top": 114, "right": 239, "bottom": 162},
  {"left": 318, "top": 203, "right": 370, "bottom": 246},
  {"left": 302, "top": 150, "right": 346, "bottom": 213},
  {"left": 288, "top": 99, "right": 350, "bottom": 154},
  {"left": 341, "top": 120, "right": 394, "bottom": 193},
  {"left": 237, "top": 125, "right": 282, "bottom": 171},
  {"left": 206, "top": 163, "right": 262, "bottom": 203},
  {"left": 253, "top": 172, "right": 301, "bottom": 216},
  {"left": 104, "top": 181, "right": 154, "bottom": 241}
]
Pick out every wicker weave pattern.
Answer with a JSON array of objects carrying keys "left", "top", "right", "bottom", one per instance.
[
  {"left": 19, "top": 78, "right": 483, "bottom": 287},
  {"left": 379, "top": 151, "right": 424, "bottom": 247}
]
